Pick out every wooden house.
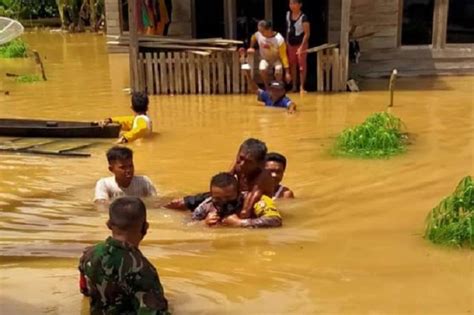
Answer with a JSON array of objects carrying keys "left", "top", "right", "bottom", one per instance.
[{"left": 104, "top": 0, "right": 473, "bottom": 93}]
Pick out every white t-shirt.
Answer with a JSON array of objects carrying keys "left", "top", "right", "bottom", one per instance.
[{"left": 94, "top": 176, "right": 157, "bottom": 202}]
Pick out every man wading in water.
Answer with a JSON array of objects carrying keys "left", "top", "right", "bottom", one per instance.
[{"left": 165, "top": 138, "right": 275, "bottom": 221}]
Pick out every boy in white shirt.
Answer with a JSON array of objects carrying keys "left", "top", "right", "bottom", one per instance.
[
  {"left": 248, "top": 20, "right": 291, "bottom": 88},
  {"left": 94, "top": 146, "right": 157, "bottom": 204}
]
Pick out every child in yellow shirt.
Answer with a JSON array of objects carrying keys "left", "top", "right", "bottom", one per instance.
[{"left": 100, "top": 92, "right": 152, "bottom": 144}]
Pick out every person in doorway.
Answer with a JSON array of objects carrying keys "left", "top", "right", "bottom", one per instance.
[
  {"left": 248, "top": 20, "right": 291, "bottom": 88},
  {"left": 192, "top": 172, "right": 282, "bottom": 228},
  {"left": 99, "top": 91, "right": 152, "bottom": 144},
  {"left": 242, "top": 67, "right": 296, "bottom": 113},
  {"left": 286, "top": 0, "right": 310, "bottom": 93},
  {"left": 79, "top": 197, "right": 170, "bottom": 314},
  {"left": 265, "top": 152, "right": 295, "bottom": 199},
  {"left": 94, "top": 146, "right": 157, "bottom": 204}
]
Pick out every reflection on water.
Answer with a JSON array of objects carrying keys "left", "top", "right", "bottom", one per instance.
[{"left": 0, "top": 32, "right": 473, "bottom": 314}]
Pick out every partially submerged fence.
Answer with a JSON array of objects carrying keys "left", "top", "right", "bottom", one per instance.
[
  {"left": 138, "top": 51, "right": 248, "bottom": 95},
  {"left": 109, "top": 36, "right": 349, "bottom": 94}
]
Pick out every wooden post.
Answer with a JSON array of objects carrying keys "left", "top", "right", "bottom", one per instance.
[
  {"left": 325, "top": 50, "right": 331, "bottom": 91},
  {"left": 217, "top": 53, "right": 225, "bottom": 94},
  {"left": 316, "top": 51, "right": 323, "bottom": 92},
  {"left": 225, "top": 53, "right": 231, "bottom": 94},
  {"left": 432, "top": 0, "right": 449, "bottom": 49},
  {"left": 189, "top": 53, "right": 197, "bottom": 94},
  {"left": 332, "top": 48, "right": 340, "bottom": 92},
  {"left": 339, "top": 0, "right": 351, "bottom": 92},
  {"left": 204, "top": 56, "right": 210, "bottom": 94},
  {"left": 167, "top": 52, "right": 175, "bottom": 94},
  {"left": 145, "top": 52, "right": 154, "bottom": 94},
  {"left": 32, "top": 50, "right": 47, "bottom": 81},
  {"left": 224, "top": 0, "right": 237, "bottom": 39},
  {"left": 153, "top": 53, "right": 160, "bottom": 94},
  {"left": 175, "top": 52, "right": 182, "bottom": 94},
  {"left": 197, "top": 56, "right": 203, "bottom": 94},
  {"left": 232, "top": 52, "right": 240, "bottom": 93},
  {"left": 128, "top": 0, "right": 142, "bottom": 92},
  {"left": 159, "top": 52, "right": 168, "bottom": 94},
  {"left": 388, "top": 69, "right": 398, "bottom": 107},
  {"left": 264, "top": 0, "right": 273, "bottom": 21}
]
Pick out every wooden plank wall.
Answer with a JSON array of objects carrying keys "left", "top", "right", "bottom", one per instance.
[
  {"left": 138, "top": 51, "right": 247, "bottom": 95},
  {"left": 350, "top": 0, "right": 399, "bottom": 51},
  {"left": 350, "top": 0, "right": 474, "bottom": 77}
]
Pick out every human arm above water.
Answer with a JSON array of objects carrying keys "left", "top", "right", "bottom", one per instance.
[
  {"left": 243, "top": 69, "right": 259, "bottom": 94},
  {"left": 93, "top": 178, "right": 110, "bottom": 204},
  {"left": 222, "top": 196, "right": 282, "bottom": 228},
  {"left": 239, "top": 172, "right": 275, "bottom": 219},
  {"left": 297, "top": 19, "right": 310, "bottom": 56}
]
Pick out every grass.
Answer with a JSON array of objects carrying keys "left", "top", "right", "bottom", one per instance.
[
  {"left": 425, "top": 176, "right": 474, "bottom": 248},
  {"left": 0, "top": 38, "right": 28, "bottom": 58},
  {"left": 15, "top": 74, "right": 42, "bottom": 83},
  {"left": 333, "top": 112, "right": 407, "bottom": 158}
]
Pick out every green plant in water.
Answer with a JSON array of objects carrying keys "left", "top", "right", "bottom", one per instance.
[
  {"left": 333, "top": 112, "right": 407, "bottom": 158},
  {"left": 15, "top": 74, "right": 41, "bottom": 83},
  {"left": 425, "top": 176, "right": 474, "bottom": 248},
  {"left": 0, "top": 38, "right": 28, "bottom": 58}
]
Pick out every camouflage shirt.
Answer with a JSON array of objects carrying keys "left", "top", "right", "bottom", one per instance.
[{"left": 78, "top": 237, "right": 170, "bottom": 315}]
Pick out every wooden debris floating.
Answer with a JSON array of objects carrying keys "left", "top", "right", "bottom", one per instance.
[{"left": 0, "top": 138, "right": 99, "bottom": 157}]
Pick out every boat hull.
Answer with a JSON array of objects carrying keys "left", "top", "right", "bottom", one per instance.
[{"left": 0, "top": 119, "right": 121, "bottom": 138}]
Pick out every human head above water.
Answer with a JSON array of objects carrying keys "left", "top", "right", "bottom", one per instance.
[
  {"left": 258, "top": 20, "right": 273, "bottom": 37},
  {"left": 107, "top": 197, "right": 148, "bottom": 239},
  {"left": 210, "top": 172, "right": 239, "bottom": 206},
  {"left": 107, "top": 146, "right": 134, "bottom": 187},
  {"left": 235, "top": 138, "right": 268, "bottom": 175},
  {"left": 268, "top": 80, "right": 287, "bottom": 100},
  {"left": 131, "top": 91, "right": 149, "bottom": 114},
  {"left": 265, "top": 152, "right": 287, "bottom": 185}
]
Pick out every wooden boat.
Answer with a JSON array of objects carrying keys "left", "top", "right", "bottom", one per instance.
[{"left": 0, "top": 118, "right": 121, "bottom": 138}]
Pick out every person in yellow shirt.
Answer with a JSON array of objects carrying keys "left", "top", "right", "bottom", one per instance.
[
  {"left": 99, "top": 92, "right": 152, "bottom": 144},
  {"left": 248, "top": 20, "right": 291, "bottom": 88}
]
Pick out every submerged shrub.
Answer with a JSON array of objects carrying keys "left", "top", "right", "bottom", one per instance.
[
  {"left": 0, "top": 38, "right": 28, "bottom": 58},
  {"left": 333, "top": 112, "right": 407, "bottom": 158},
  {"left": 425, "top": 176, "right": 474, "bottom": 248},
  {"left": 15, "top": 74, "right": 41, "bottom": 83}
]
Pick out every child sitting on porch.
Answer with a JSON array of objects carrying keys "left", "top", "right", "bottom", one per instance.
[
  {"left": 242, "top": 68, "right": 297, "bottom": 113},
  {"left": 99, "top": 92, "right": 152, "bottom": 144}
]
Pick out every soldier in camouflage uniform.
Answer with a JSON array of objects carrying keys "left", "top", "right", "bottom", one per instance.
[{"left": 79, "top": 197, "right": 170, "bottom": 315}]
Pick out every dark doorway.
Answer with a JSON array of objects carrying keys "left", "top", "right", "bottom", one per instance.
[
  {"left": 236, "top": 0, "right": 265, "bottom": 46},
  {"left": 120, "top": 0, "right": 129, "bottom": 32},
  {"left": 402, "top": 0, "right": 435, "bottom": 45},
  {"left": 447, "top": 0, "right": 474, "bottom": 43},
  {"left": 272, "top": 0, "right": 328, "bottom": 91},
  {"left": 195, "top": 0, "right": 225, "bottom": 38}
]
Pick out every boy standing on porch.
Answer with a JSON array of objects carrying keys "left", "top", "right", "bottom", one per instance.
[{"left": 248, "top": 20, "right": 292, "bottom": 88}]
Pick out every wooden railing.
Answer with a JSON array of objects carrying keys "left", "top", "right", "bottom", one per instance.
[{"left": 307, "top": 43, "right": 346, "bottom": 92}]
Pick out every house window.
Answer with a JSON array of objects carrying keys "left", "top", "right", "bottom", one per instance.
[
  {"left": 402, "top": 0, "right": 435, "bottom": 45},
  {"left": 447, "top": 0, "right": 474, "bottom": 43}
]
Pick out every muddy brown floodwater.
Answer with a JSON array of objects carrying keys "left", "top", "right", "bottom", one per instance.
[{"left": 0, "top": 32, "right": 473, "bottom": 315}]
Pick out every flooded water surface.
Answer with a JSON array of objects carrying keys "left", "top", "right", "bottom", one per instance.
[{"left": 0, "top": 32, "right": 473, "bottom": 314}]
